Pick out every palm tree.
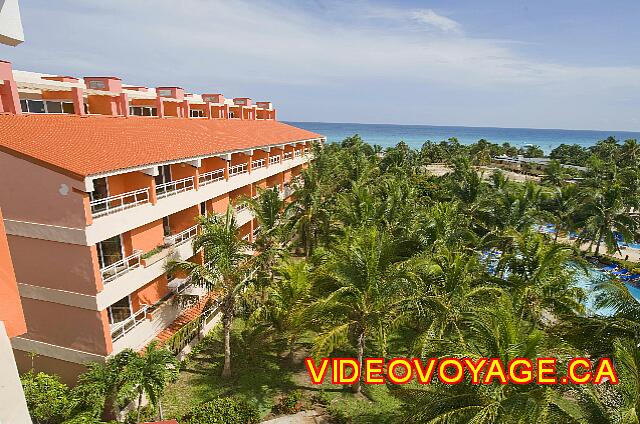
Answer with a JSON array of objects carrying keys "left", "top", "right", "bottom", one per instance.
[
  {"left": 306, "top": 227, "right": 415, "bottom": 393},
  {"left": 399, "top": 295, "right": 584, "bottom": 423},
  {"left": 128, "top": 341, "right": 178, "bottom": 421},
  {"left": 73, "top": 349, "right": 138, "bottom": 421},
  {"left": 545, "top": 184, "right": 579, "bottom": 243},
  {"left": 166, "top": 206, "right": 252, "bottom": 377},
  {"left": 577, "top": 180, "right": 639, "bottom": 255},
  {"left": 542, "top": 159, "right": 567, "bottom": 187}
]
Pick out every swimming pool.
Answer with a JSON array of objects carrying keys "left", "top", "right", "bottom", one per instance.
[{"left": 574, "top": 266, "right": 640, "bottom": 316}]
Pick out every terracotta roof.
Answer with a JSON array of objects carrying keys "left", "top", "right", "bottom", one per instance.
[{"left": 0, "top": 114, "right": 322, "bottom": 178}]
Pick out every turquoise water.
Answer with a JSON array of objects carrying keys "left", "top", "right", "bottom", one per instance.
[
  {"left": 574, "top": 267, "right": 640, "bottom": 316},
  {"left": 288, "top": 121, "right": 640, "bottom": 154}
]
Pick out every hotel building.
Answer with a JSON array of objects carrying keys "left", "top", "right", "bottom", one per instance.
[{"left": 0, "top": 60, "right": 324, "bottom": 382}]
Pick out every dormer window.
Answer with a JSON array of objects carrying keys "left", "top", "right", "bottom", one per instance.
[
  {"left": 157, "top": 89, "right": 172, "bottom": 97},
  {"left": 88, "top": 80, "right": 106, "bottom": 89}
]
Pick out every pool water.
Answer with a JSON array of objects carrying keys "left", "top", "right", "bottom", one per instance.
[{"left": 574, "top": 266, "right": 640, "bottom": 316}]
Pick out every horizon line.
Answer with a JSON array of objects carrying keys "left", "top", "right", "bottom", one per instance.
[{"left": 284, "top": 120, "right": 640, "bottom": 137}]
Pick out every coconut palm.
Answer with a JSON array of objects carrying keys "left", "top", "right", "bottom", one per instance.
[
  {"left": 166, "top": 205, "right": 252, "bottom": 377},
  {"left": 577, "top": 180, "right": 639, "bottom": 255},
  {"left": 307, "top": 226, "right": 415, "bottom": 393},
  {"left": 128, "top": 341, "right": 178, "bottom": 421}
]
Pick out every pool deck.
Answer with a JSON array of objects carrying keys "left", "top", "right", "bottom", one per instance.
[{"left": 557, "top": 235, "right": 640, "bottom": 264}]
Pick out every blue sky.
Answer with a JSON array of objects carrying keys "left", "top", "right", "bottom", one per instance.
[{"left": 2, "top": 0, "right": 640, "bottom": 131}]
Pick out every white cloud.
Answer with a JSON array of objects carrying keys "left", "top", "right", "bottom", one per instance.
[{"left": 410, "top": 9, "right": 462, "bottom": 34}]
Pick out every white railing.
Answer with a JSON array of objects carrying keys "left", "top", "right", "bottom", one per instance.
[
  {"left": 101, "top": 250, "right": 142, "bottom": 284},
  {"left": 303, "top": 148, "right": 309, "bottom": 155},
  {"left": 284, "top": 152, "right": 293, "bottom": 160},
  {"left": 242, "top": 234, "right": 250, "bottom": 241},
  {"left": 111, "top": 304, "right": 149, "bottom": 342},
  {"left": 90, "top": 188, "right": 150, "bottom": 218},
  {"left": 252, "top": 159, "right": 265, "bottom": 169},
  {"left": 269, "top": 156, "right": 281, "bottom": 165},
  {"left": 156, "top": 176, "right": 195, "bottom": 199},
  {"left": 198, "top": 169, "right": 225, "bottom": 186},
  {"left": 167, "top": 224, "right": 198, "bottom": 246},
  {"left": 253, "top": 226, "right": 261, "bottom": 238},
  {"left": 234, "top": 202, "right": 248, "bottom": 213},
  {"left": 294, "top": 150, "right": 302, "bottom": 157},
  {"left": 229, "top": 163, "right": 248, "bottom": 177}
]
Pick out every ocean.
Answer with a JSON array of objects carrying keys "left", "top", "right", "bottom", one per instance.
[{"left": 287, "top": 121, "right": 640, "bottom": 154}]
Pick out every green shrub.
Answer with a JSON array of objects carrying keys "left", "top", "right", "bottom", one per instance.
[
  {"left": 21, "top": 371, "right": 73, "bottom": 423},
  {"left": 181, "top": 398, "right": 259, "bottom": 424},
  {"left": 273, "top": 390, "right": 304, "bottom": 415}
]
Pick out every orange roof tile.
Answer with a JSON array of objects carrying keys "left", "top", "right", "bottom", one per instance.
[{"left": 0, "top": 114, "right": 322, "bottom": 178}]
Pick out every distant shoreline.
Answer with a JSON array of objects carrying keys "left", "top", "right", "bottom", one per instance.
[{"left": 288, "top": 121, "right": 640, "bottom": 153}]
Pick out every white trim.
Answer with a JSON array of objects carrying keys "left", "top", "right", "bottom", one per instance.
[
  {"left": 11, "top": 336, "right": 106, "bottom": 365},
  {"left": 18, "top": 283, "right": 99, "bottom": 310}
]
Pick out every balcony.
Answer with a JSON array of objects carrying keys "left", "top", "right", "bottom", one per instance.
[
  {"left": 294, "top": 150, "right": 302, "bottom": 158},
  {"left": 111, "top": 304, "right": 149, "bottom": 343},
  {"left": 156, "top": 176, "right": 195, "bottom": 200},
  {"left": 165, "top": 224, "right": 198, "bottom": 247},
  {"left": 253, "top": 226, "right": 261, "bottom": 238},
  {"left": 269, "top": 156, "right": 281, "bottom": 165},
  {"left": 252, "top": 159, "right": 265, "bottom": 170},
  {"left": 198, "top": 169, "right": 225, "bottom": 186},
  {"left": 284, "top": 152, "right": 293, "bottom": 161},
  {"left": 229, "top": 163, "right": 248, "bottom": 177},
  {"left": 101, "top": 250, "right": 142, "bottom": 284},
  {"left": 90, "top": 188, "right": 150, "bottom": 218}
]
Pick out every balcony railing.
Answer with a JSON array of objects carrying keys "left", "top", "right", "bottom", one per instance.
[
  {"left": 156, "top": 176, "right": 195, "bottom": 199},
  {"left": 101, "top": 250, "right": 142, "bottom": 284},
  {"left": 253, "top": 226, "right": 261, "bottom": 238},
  {"left": 242, "top": 234, "right": 250, "bottom": 241},
  {"left": 229, "top": 163, "right": 248, "bottom": 177},
  {"left": 234, "top": 202, "right": 248, "bottom": 213},
  {"left": 111, "top": 304, "right": 149, "bottom": 342},
  {"left": 284, "top": 152, "right": 293, "bottom": 160},
  {"left": 198, "top": 169, "right": 225, "bottom": 186},
  {"left": 269, "top": 156, "right": 281, "bottom": 165},
  {"left": 90, "top": 188, "right": 150, "bottom": 218},
  {"left": 294, "top": 150, "right": 302, "bottom": 158},
  {"left": 303, "top": 148, "right": 310, "bottom": 155},
  {"left": 166, "top": 224, "right": 198, "bottom": 246},
  {"left": 252, "top": 159, "right": 265, "bottom": 169}
]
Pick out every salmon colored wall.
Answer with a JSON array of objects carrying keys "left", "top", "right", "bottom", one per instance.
[
  {"left": 124, "top": 219, "right": 164, "bottom": 256},
  {"left": 8, "top": 235, "right": 101, "bottom": 295},
  {"left": 163, "top": 102, "right": 180, "bottom": 117},
  {"left": 211, "top": 194, "right": 230, "bottom": 214},
  {"left": 256, "top": 179, "right": 267, "bottom": 189},
  {"left": 229, "top": 106, "right": 241, "bottom": 118},
  {"left": 107, "top": 171, "right": 153, "bottom": 197},
  {"left": 0, "top": 151, "right": 88, "bottom": 228},
  {"left": 201, "top": 157, "right": 226, "bottom": 173},
  {"left": 269, "top": 147, "right": 284, "bottom": 162},
  {"left": 130, "top": 275, "right": 168, "bottom": 311},
  {"left": 0, "top": 210, "right": 26, "bottom": 338},
  {"left": 42, "top": 90, "right": 74, "bottom": 101},
  {"left": 266, "top": 173, "right": 283, "bottom": 189},
  {"left": 129, "top": 98, "right": 156, "bottom": 107},
  {"left": 20, "top": 298, "right": 110, "bottom": 355},
  {"left": 292, "top": 166, "right": 302, "bottom": 177},
  {"left": 284, "top": 169, "right": 292, "bottom": 183},
  {"left": 170, "top": 163, "right": 197, "bottom": 181},
  {"left": 169, "top": 206, "right": 198, "bottom": 234},
  {"left": 252, "top": 150, "right": 268, "bottom": 162},
  {"left": 230, "top": 152, "right": 250, "bottom": 167},
  {"left": 239, "top": 222, "right": 251, "bottom": 239},
  {"left": 87, "top": 96, "right": 118, "bottom": 116},
  {"left": 13, "top": 351, "right": 88, "bottom": 386}
]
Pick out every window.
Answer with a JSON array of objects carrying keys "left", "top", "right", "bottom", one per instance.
[
  {"left": 45, "top": 101, "right": 63, "bottom": 114},
  {"left": 25, "top": 99, "right": 45, "bottom": 113},
  {"left": 155, "top": 165, "right": 172, "bottom": 197},
  {"left": 158, "top": 89, "right": 172, "bottom": 97},
  {"left": 190, "top": 109, "right": 205, "bottom": 118},
  {"left": 108, "top": 296, "right": 132, "bottom": 324},
  {"left": 162, "top": 216, "right": 171, "bottom": 237},
  {"left": 96, "top": 235, "right": 124, "bottom": 269},
  {"left": 88, "top": 80, "right": 106, "bottom": 89},
  {"left": 89, "top": 177, "right": 109, "bottom": 213},
  {"left": 228, "top": 111, "right": 235, "bottom": 119},
  {"left": 20, "top": 99, "right": 28, "bottom": 112},
  {"left": 200, "top": 202, "right": 207, "bottom": 216},
  {"left": 130, "top": 106, "right": 157, "bottom": 117}
]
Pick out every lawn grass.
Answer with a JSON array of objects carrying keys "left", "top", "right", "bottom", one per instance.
[{"left": 161, "top": 319, "right": 404, "bottom": 422}]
